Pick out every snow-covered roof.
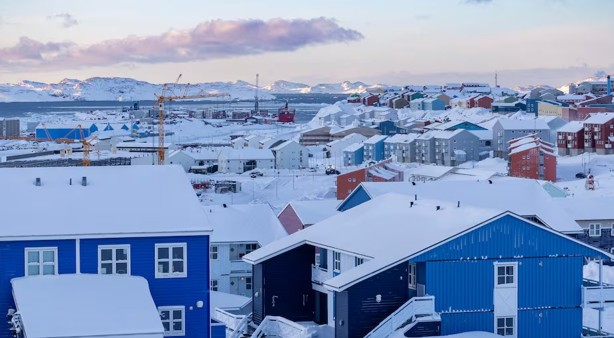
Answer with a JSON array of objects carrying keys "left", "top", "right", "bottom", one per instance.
[
  {"left": 0, "top": 166, "right": 211, "bottom": 239},
  {"left": 115, "top": 141, "right": 171, "bottom": 148},
  {"left": 364, "top": 135, "right": 388, "bottom": 144},
  {"left": 469, "top": 130, "right": 492, "bottom": 141},
  {"left": 584, "top": 113, "right": 614, "bottom": 124},
  {"left": 250, "top": 194, "right": 578, "bottom": 291},
  {"left": 410, "top": 165, "right": 455, "bottom": 179},
  {"left": 558, "top": 121, "right": 584, "bottom": 133},
  {"left": 36, "top": 122, "right": 96, "bottom": 129},
  {"left": 286, "top": 200, "right": 341, "bottom": 225},
  {"left": 555, "top": 197, "right": 614, "bottom": 221},
  {"left": 271, "top": 140, "right": 301, "bottom": 151},
  {"left": 496, "top": 118, "right": 550, "bottom": 130},
  {"left": 351, "top": 178, "right": 581, "bottom": 233},
  {"left": 343, "top": 143, "right": 364, "bottom": 152},
  {"left": 222, "top": 148, "right": 274, "bottom": 160},
  {"left": 557, "top": 94, "right": 586, "bottom": 101},
  {"left": 173, "top": 148, "right": 226, "bottom": 161},
  {"left": 12, "top": 274, "right": 164, "bottom": 338},
  {"left": 369, "top": 167, "right": 397, "bottom": 180},
  {"left": 210, "top": 291, "right": 251, "bottom": 315},
  {"left": 206, "top": 204, "right": 287, "bottom": 245},
  {"left": 509, "top": 141, "right": 556, "bottom": 156}
]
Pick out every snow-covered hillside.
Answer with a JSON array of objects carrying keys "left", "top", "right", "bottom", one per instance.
[
  {"left": 0, "top": 77, "right": 398, "bottom": 102},
  {"left": 0, "top": 77, "right": 275, "bottom": 103}
]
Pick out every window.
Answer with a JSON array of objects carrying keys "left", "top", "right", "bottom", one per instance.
[
  {"left": 98, "top": 245, "right": 130, "bottom": 275},
  {"left": 25, "top": 248, "right": 57, "bottom": 276},
  {"left": 210, "top": 245, "right": 218, "bottom": 260},
  {"left": 496, "top": 316, "right": 515, "bottom": 336},
  {"left": 245, "top": 243, "right": 259, "bottom": 255},
  {"left": 333, "top": 251, "right": 341, "bottom": 272},
  {"left": 495, "top": 263, "right": 516, "bottom": 286},
  {"left": 156, "top": 243, "right": 187, "bottom": 278},
  {"left": 246, "top": 277, "right": 252, "bottom": 290},
  {"left": 408, "top": 263, "right": 417, "bottom": 289},
  {"left": 611, "top": 225, "right": 614, "bottom": 237},
  {"left": 210, "top": 279, "right": 218, "bottom": 291},
  {"left": 589, "top": 223, "right": 601, "bottom": 237},
  {"left": 355, "top": 257, "right": 364, "bottom": 266},
  {"left": 159, "top": 306, "right": 185, "bottom": 336}
]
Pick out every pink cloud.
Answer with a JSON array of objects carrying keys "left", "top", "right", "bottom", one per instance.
[{"left": 0, "top": 18, "right": 363, "bottom": 70}]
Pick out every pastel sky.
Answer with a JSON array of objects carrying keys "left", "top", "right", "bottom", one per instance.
[{"left": 1, "top": 0, "right": 613, "bottom": 88}]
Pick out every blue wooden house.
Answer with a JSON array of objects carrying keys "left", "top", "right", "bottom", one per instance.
[
  {"left": 0, "top": 165, "right": 214, "bottom": 338},
  {"left": 244, "top": 193, "right": 614, "bottom": 338}
]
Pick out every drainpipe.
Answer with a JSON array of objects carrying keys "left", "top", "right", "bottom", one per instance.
[
  {"left": 599, "top": 259, "right": 603, "bottom": 334},
  {"left": 607, "top": 75, "right": 611, "bottom": 96}
]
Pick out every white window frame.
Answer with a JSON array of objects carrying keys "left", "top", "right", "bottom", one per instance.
[
  {"left": 210, "top": 279, "right": 218, "bottom": 291},
  {"left": 25, "top": 247, "right": 58, "bottom": 276},
  {"left": 589, "top": 223, "right": 602, "bottom": 237},
  {"left": 210, "top": 245, "right": 218, "bottom": 260},
  {"left": 333, "top": 251, "right": 341, "bottom": 273},
  {"left": 155, "top": 243, "right": 187, "bottom": 278},
  {"left": 494, "top": 262, "right": 517, "bottom": 287},
  {"left": 158, "top": 306, "right": 185, "bottom": 336},
  {"left": 98, "top": 245, "right": 130, "bottom": 275},
  {"left": 245, "top": 243, "right": 259, "bottom": 255},
  {"left": 408, "top": 263, "right": 417, "bottom": 289},
  {"left": 495, "top": 316, "right": 515, "bottom": 336}
]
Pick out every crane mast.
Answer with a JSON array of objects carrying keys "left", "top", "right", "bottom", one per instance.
[{"left": 155, "top": 75, "right": 230, "bottom": 165}]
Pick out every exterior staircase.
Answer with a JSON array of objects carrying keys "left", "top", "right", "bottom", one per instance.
[{"left": 364, "top": 296, "right": 440, "bottom": 338}]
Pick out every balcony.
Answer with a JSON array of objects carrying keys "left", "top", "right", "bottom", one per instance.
[{"left": 311, "top": 264, "right": 330, "bottom": 285}]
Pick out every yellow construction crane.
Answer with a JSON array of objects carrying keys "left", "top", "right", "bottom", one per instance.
[{"left": 154, "top": 75, "right": 231, "bottom": 165}]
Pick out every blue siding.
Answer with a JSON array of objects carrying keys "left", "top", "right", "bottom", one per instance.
[
  {"left": 426, "top": 260, "right": 493, "bottom": 312},
  {"left": 210, "top": 321, "right": 226, "bottom": 338},
  {"left": 378, "top": 121, "right": 398, "bottom": 136},
  {"left": 35, "top": 128, "right": 92, "bottom": 140},
  {"left": 518, "top": 308, "right": 581, "bottom": 338},
  {"left": 441, "top": 312, "right": 493, "bottom": 336},
  {"left": 412, "top": 215, "right": 608, "bottom": 262},
  {"left": 517, "top": 257, "right": 582, "bottom": 309},
  {"left": 337, "top": 186, "right": 371, "bottom": 211},
  {"left": 0, "top": 240, "right": 76, "bottom": 338},
  {"left": 80, "top": 236, "right": 210, "bottom": 338},
  {"left": 373, "top": 139, "right": 385, "bottom": 161}
]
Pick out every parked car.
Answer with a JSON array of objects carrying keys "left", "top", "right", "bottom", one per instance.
[
  {"left": 575, "top": 172, "right": 587, "bottom": 179},
  {"left": 308, "top": 167, "right": 317, "bottom": 172}
]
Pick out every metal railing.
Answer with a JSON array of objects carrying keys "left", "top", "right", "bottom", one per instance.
[
  {"left": 250, "top": 316, "right": 314, "bottom": 338},
  {"left": 582, "top": 284, "right": 614, "bottom": 309},
  {"left": 582, "top": 326, "right": 614, "bottom": 337},
  {"left": 214, "top": 308, "right": 251, "bottom": 335},
  {"left": 364, "top": 296, "right": 435, "bottom": 338}
]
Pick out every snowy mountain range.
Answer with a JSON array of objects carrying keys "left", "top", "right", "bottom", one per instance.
[{"left": 0, "top": 77, "right": 393, "bottom": 102}]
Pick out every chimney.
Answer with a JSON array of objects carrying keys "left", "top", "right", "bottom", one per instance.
[
  {"left": 410, "top": 201, "right": 414, "bottom": 208},
  {"left": 81, "top": 176, "right": 87, "bottom": 186},
  {"left": 414, "top": 194, "right": 418, "bottom": 201},
  {"left": 69, "top": 178, "right": 72, "bottom": 186},
  {"left": 457, "top": 201, "right": 461, "bottom": 208},
  {"left": 35, "top": 178, "right": 41, "bottom": 186},
  {"left": 436, "top": 206, "right": 441, "bottom": 211},
  {"left": 608, "top": 75, "right": 612, "bottom": 96}
]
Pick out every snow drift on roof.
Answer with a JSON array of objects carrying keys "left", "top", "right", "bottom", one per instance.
[
  {"left": 12, "top": 274, "right": 164, "bottom": 338},
  {"left": 206, "top": 204, "right": 287, "bottom": 245}
]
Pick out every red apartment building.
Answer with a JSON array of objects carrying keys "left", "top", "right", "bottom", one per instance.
[
  {"left": 508, "top": 134, "right": 557, "bottom": 182},
  {"left": 336, "top": 160, "right": 404, "bottom": 200},
  {"left": 582, "top": 113, "right": 614, "bottom": 154},
  {"left": 557, "top": 121, "right": 584, "bottom": 156}
]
